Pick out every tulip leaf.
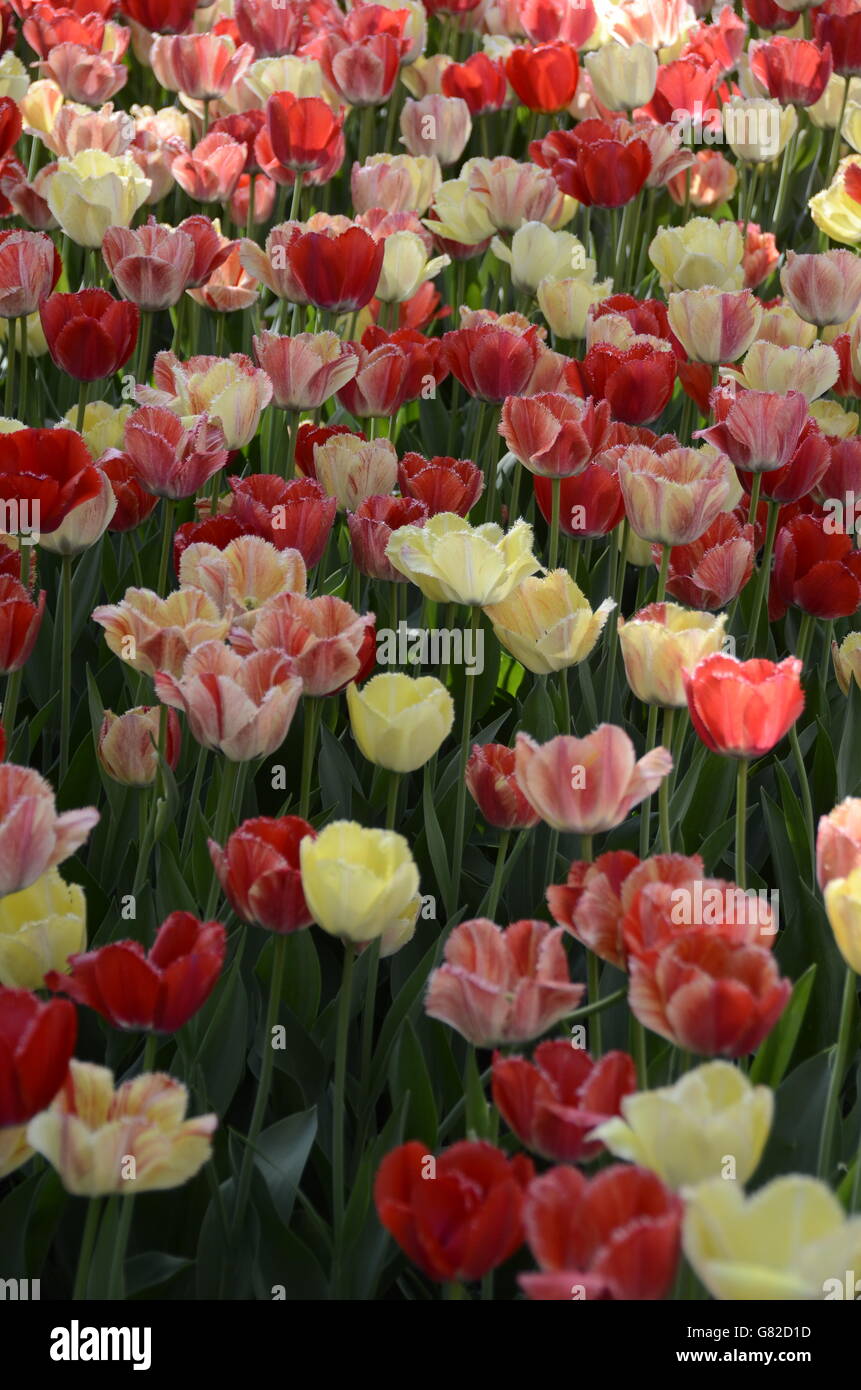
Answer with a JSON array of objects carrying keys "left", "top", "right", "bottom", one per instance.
[
  {"left": 368, "top": 937, "right": 440, "bottom": 1109},
  {"left": 517, "top": 675, "right": 556, "bottom": 741},
  {"left": 464, "top": 1045, "right": 492, "bottom": 1140},
  {"left": 392, "top": 1019, "right": 439, "bottom": 1150},
  {"left": 125, "top": 1252, "right": 192, "bottom": 1297},
  {"left": 422, "top": 760, "right": 453, "bottom": 911},
  {"left": 252, "top": 1108, "right": 318, "bottom": 1230},
  {"left": 759, "top": 1049, "right": 833, "bottom": 1181},
  {"left": 837, "top": 678, "right": 861, "bottom": 799},
  {"left": 156, "top": 840, "right": 199, "bottom": 917},
  {"left": 191, "top": 955, "right": 249, "bottom": 1114},
  {"left": 750, "top": 963, "right": 817, "bottom": 1089}
]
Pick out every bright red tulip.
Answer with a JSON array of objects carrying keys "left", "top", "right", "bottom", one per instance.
[
  {"left": 749, "top": 36, "right": 833, "bottom": 106},
  {"left": 208, "top": 816, "right": 316, "bottom": 933},
  {"left": 0, "top": 576, "right": 46, "bottom": 673},
  {"left": 815, "top": 8, "right": 861, "bottom": 77},
  {"left": 0, "top": 94, "right": 20, "bottom": 158},
  {"left": 266, "top": 92, "right": 344, "bottom": 172},
  {"left": 39, "top": 288, "right": 138, "bottom": 382},
  {"left": 118, "top": 0, "right": 197, "bottom": 32},
  {"left": 658, "top": 512, "right": 756, "bottom": 611},
  {"left": 441, "top": 52, "right": 508, "bottom": 115},
  {"left": 492, "top": 1043, "right": 636, "bottom": 1162},
  {"left": 0, "top": 427, "right": 103, "bottom": 535},
  {"left": 228, "top": 474, "right": 336, "bottom": 567},
  {"left": 374, "top": 1140, "right": 534, "bottom": 1284},
  {"left": 398, "top": 453, "right": 484, "bottom": 516},
  {"left": 100, "top": 450, "right": 160, "bottom": 533},
  {"left": 578, "top": 343, "right": 676, "bottom": 425},
  {"left": 0, "top": 986, "right": 77, "bottom": 1126},
  {"left": 770, "top": 513, "right": 861, "bottom": 621},
  {"left": 500, "top": 392, "right": 612, "bottom": 478},
  {"left": 553, "top": 133, "right": 652, "bottom": 208},
  {"left": 286, "top": 225, "right": 384, "bottom": 312},
  {"left": 643, "top": 55, "right": 720, "bottom": 123},
  {"left": 505, "top": 42, "right": 579, "bottom": 113},
  {"left": 684, "top": 653, "right": 804, "bottom": 758},
  {"left": 533, "top": 457, "right": 625, "bottom": 540},
  {"left": 441, "top": 322, "right": 543, "bottom": 403}
]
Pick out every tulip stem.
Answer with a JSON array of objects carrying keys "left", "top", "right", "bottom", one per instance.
[
  {"left": 449, "top": 607, "right": 480, "bottom": 913},
  {"left": 745, "top": 497, "right": 778, "bottom": 658},
  {"left": 639, "top": 703, "right": 660, "bottom": 858},
  {"left": 205, "top": 760, "right": 239, "bottom": 916},
  {"left": 485, "top": 829, "right": 510, "bottom": 921},
  {"left": 233, "top": 932, "right": 287, "bottom": 1236},
  {"left": 332, "top": 943, "right": 355, "bottom": 1298},
  {"left": 734, "top": 756, "right": 749, "bottom": 889},
  {"left": 772, "top": 128, "right": 797, "bottom": 233},
  {"left": 299, "top": 698, "right": 322, "bottom": 820},
  {"left": 180, "top": 744, "right": 208, "bottom": 860},
  {"left": 788, "top": 721, "right": 816, "bottom": 882},
  {"left": 2, "top": 666, "right": 22, "bottom": 752},
  {"left": 549, "top": 477, "right": 561, "bottom": 570},
  {"left": 827, "top": 80, "right": 851, "bottom": 186},
  {"left": 3, "top": 314, "right": 15, "bottom": 420},
  {"left": 17, "top": 316, "right": 27, "bottom": 423},
  {"left": 156, "top": 498, "right": 175, "bottom": 596},
  {"left": 59, "top": 553, "right": 73, "bottom": 784},
  {"left": 283, "top": 409, "right": 298, "bottom": 479},
  {"left": 817, "top": 965, "right": 857, "bottom": 1181},
  {"left": 73, "top": 1197, "right": 103, "bottom": 1300},
  {"left": 135, "top": 311, "right": 152, "bottom": 385},
  {"left": 655, "top": 544, "right": 669, "bottom": 603},
  {"left": 659, "top": 707, "right": 674, "bottom": 854}
]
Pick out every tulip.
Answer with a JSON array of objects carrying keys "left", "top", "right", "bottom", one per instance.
[
  {"left": 0, "top": 868, "right": 86, "bottom": 992},
  {"left": 0, "top": 229, "right": 61, "bottom": 319},
  {"left": 253, "top": 330, "right": 358, "bottom": 413},
  {"left": 61, "top": 401, "right": 131, "bottom": 457},
  {"left": 374, "top": 1140, "right": 534, "bottom": 1284},
  {"left": 684, "top": 653, "right": 804, "bottom": 760},
  {"left": 578, "top": 342, "right": 676, "bottom": 427},
  {"left": 593, "top": 1061, "right": 773, "bottom": 1190},
  {"left": 40, "top": 46, "right": 128, "bottom": 106},
  {"left": 514, "top": 725, "right": 673, "bottom": 836},
  {"left": 240, "top": 592, "right": 374, "bottom": 697},
  {"left": 729, "top": 340, "right": 839, "bottom": 402},
  {"left": 618, "top": 445, "right": 737, "bottom": 547},
  {"left": 750, "top": 36, "right": 834, "bottom": 107},
  {"left": 177, "top": 214, "right": 234, "bottom": 287},
  {"left": 39, "top": 288, "right": 139, "bottom": 383},
  {"left": 484, "top": 570, "right": 614, "bottom": 675},
  {"left": 492, "top": 1043, "right": 636, "bottom": 1163},
  {"left": 465, "top": 743, "right": 540, "bottom": 831},
  {"left": 266, "top": 92, "right": 344, "bottom": 173},
  {"left": 45, "top": 150, "right": 150, "bottom": 248},
  {"left": 400, "top": 94, "right": 471, "bottom": 166},
  {"left": 492, "top": 224, "right": 588, "bottom": 301},
  {"left": 171, "top": 133, "right": 245, "bottom": 204},
  {"left": 346, "top": 673, "right": 454, "bottom": 773},
  {"left": 781, "top": 250, "right": 861, "bottom": 328},
  {"left": 683, "top": 1175, "right": 861, "bottom": 1300},
  {"left": 27, "top": 1060, "right": 216, "bottom": 1196},
  {"left": 101, "top": 221, "right": 195, "bottom": 311},
  {"left": 375, "top": 231, "right": 450, "bottom": 305},
  {"left": 667, "top": 287, "right": 763, "bottom": 364},
  {"left": 397, "top": 454, "right": 483, "bottom": 517},
  {"left": 287, "top": 225, "right": 384, "bottom": 313},
  {"left": 520, "top": 1164, "right": 682, "bottom": 1301},
  {"left": 618, "top": 604, "right": 727, "bottom": 709},
  {"left": 386, "top": 512, "right": 540, "bottom": 607},
  {"left": 505, "top": 42, "right": 579, "bottom": 113},
  {"left": 0, "top": 985, "right": 77, "bottom": 1126},
  {"left": 97, "top": 706, "right": 181, "bottom": 787},
  {"left": 823, "top": 867, "right": 861, "bottom": 974},
  {"left": 352, "top": 154, "right": 441, "bottom": 216},
  {"left": 0, "top": 764, "right": 98, "bottom": 898},
  {"left": 584, "top": 40, "right": 657, "bottom": 111},
  {"left": 101, "top": 451, "right": 159, "bottom": 532},
  {"left": 833, "top": 632, "right": 861, "bottom": 697},
  {"left": 770, "top": 515, "right": 861, "bottom": 621},
  {"left": 348, "top": 495, "right": 428, "bottom": 581},
  {"left": 319, "top": 30, "right": 403, "bottom": 107},
  {"left": 499, "top": 392, "right": 612, "bottom": 479},
  {"left": 139, "top": 352, "right": 272, "bottom": 451},
  {"left": 553, "top": 131, "right": 653, "bottom": 211},
  {"left": 0, "top": 576, "right": 46, "bottom": 671},
  {"left": 151, "top": 33, "right": 254, "bottom": 101},
  {"left": 313, "top": 434, "right": 398, "bottom": 511},
  {"left": 425, "top": 917, "right": 584, "bottom": 1047},
  {"left": 228, "top": 474, "right": 336, "bottom": 568},
  {"left": 38, "top": 467, "right": 118, "bottom": 555},
  {"left": 92, "top": 587, "right": 230, "bottom": 678},
  {"left": 649, "top": 218, "right": 745, "bottom": 293},
  {"left": 697, "top": 388, "right": 812, "bottom": 475},
  {"left": 820, "top": 800, "right": 861, "bottom": 892},
  {"left": 441, "top": 53, "right": 508, "bottom": 115},
  {"left": 178, "top": 535, "right": 306, "bottom": 633},
  {"left": 154, "top": 642, "right": 303, "bottom": 761},
  {"left": 300, "top": 820, "right": 421, "bottom": 952},
  {"left": 124, "top": 406, "right": 228, "bottom": 499},
  {"left": 208, "top": 815, "right": 316, "bottom": 934}
]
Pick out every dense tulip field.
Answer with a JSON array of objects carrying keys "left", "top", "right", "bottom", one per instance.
[{"left": 5, "top": 0, "right": 861, "bottom": 1313}]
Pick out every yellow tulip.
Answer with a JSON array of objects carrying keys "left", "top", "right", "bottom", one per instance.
[
  {"left": 0, "top": 869, "right": 86, "bottom": 991},
  {"left": 808, "top": 73, "right": 861, "bottom": 130},
  {"left": 484, "top": 570, "right": 614, "bottom": 675},
  {"left": 537, "top": 273, "right": 614, "bottom": 340},
  {"left": 241, "top": 54, "right": 334, "bottom": 107},
  {"left": 0, "top": 52, "right": 30, "bottom": 103},
  {"left": 46, "top": 150, "right": 151, "bottom": 249},
  {"left": 724, "top": 97, "right": 796, "bottom": 163},
  {"left": 423, "top": 178, "right": 497, "bottom": 246},
  {"left": 833, "top": 632, "right": 861, "bottom": 696},
  {"left": 809, "top": 169, "right": 861, "bottom": 246},
  {"left": 824, "top": 866, "right": 861, "bottom": 972},
  {"left": 315, "top": 435, "right": 398, "bottom": 511},
  {"left": 492, "top": 223, "right": 589, "bottom": 299},
  {"left": 649, "top": 217, "right": 745, "bottom": 293},
  {"left": 26, "top": 1061, "right": 217, "bottom": 1196},
  {"left": 584, "top": 40, "right": 657, "bottom": 111},
  {"left": 618, "top": 604, "right": 727, "bottom": 707},
  {"left": 809, "top": 398, "right": 859, "bottom": 438},
  {"left": 386, "top": 512, "right": 540, "bottom": 607},
  {"left": 725, "top": 340, "right": 839, "bottom": 401},
  {"left": 592, "top": 1061, "right": 773, "bottom": 1190},
  {"left": 683, "top": 1176, "right": 861, "bottom": 1300},
  {"left": 346, "top": 673, "right": 454, "bottom": 773},
  {"left": 62, "top": 400, "right": 132, "bottom": 458},
  {"left": 375, "top": 231, "right": 450, "bottom": 304},
  {"left": 300, "top": 820, "right": 421, "bottom": 951},
  {"left": 19, "top": 79, "right": 63, "bottom": 137}
]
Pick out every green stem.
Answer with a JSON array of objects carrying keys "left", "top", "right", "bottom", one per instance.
[
  {"left": 735, "top": 757, "right": 748, "bottom": 890},
  {"left": 3, "top": 313, "right": 14, "bottom": 418},
  {"left": 204, "top": 760, "right": 239, "bottom": 915},
  {"left": 549, "top": 475, "right": 561, "bottom": 571},
  {"left": 75, "top": 376, "right": 90, "bottom": 436},
  {"left": 73, "top": 1197, "right": 103, "bottom": 1300},
  {"left": 180, "top": 744, "right": 208, "bottom": 860},
  {"left": 299, "top": 698, "right": 322, "bottom": 819},
  {"left": 135, "top": 311, "right": 152, "bottom": 384},
  {"left": 449, "top": 607, "right": 479, "bottom": 911},
  {"left": 2, "top": 666, "right": 22, "bottom": 749},
  {"left": 233, "top": 932, "right": 287, "bottom": 1232},
  {"left": 817, "top": 966, "right": 857, "bottom": 1180},
  {"left": 789, "top": 720, "right": 815, "bottom": 882},
  {"left": 745, "top": 497, "right": 778, "bottom": 658},
  {"left": 156, "top": 498, "right": 175, "bottom": 596},
  {"left": 59, "top": 553, "right": 73, "bottom": 783},
  {"left": 485, "top": 828, "right": 510, "bottom": 921},
  {"left": 659, "top": 707, "right": 674, "bottom": 854},
  {"left": 656, "top": 543, "right": 669, "bottom": 603},
  {"left": 332, "top": 944, "right": 355, "bottom": 1297},
  {"left": 639, "top": 703, "right": 660, "bottom": 858},
  {"left": 18, "top": 317, "right": 27, "bottom": 423}
]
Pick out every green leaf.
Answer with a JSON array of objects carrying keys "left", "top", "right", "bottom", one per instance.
[
  {"left": 422, "top": 761, "right": 452, "bottom": 910},
  {"left": 837, "top": 678, "right": 861, "bottom": 798},
  {"left": 464, "top": 1046, "right": 491, "bottom": 1139},
  {"left": 392, "top": 1020, "right": 439, "bottom": 1148},
  {"left": 368, "top": 937, "right": 439, "bottom": 1108},
  {"left": 126, "top": 1252, "right": 191, "bottom": 1297},
  {"left": 253, "top": 1108, "right": 318, "bottom": 1228},
  {"left": 750, "top": 963, "right": 816, "bottom": 1088}
]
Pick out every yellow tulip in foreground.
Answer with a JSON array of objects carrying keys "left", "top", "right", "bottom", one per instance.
[
  {"left": 46, "top": 150, "right": 151, "bottom": 248},
  {"left": 26, "top": 1062, "right": 217, "bottom": 1197},
  {"left": 824, "top": 866, "right": 861, "bottom": 973},
  {"left": 346, "top": 673, "right": 454, "bottom": 773},
  {"left": 386, "top": 512, "right": 539, "bottom": 607},
  {"left": 300, "top": 820, "right": 421, "bottom": 954},
  {"left": 484, "top": 570, "right": 614, "bottom": 676},
  {"left": 591, "top": 1061, "right": 773, "bottom": 1190},
  {"left": 0, "top": 868, "right": 86, "bottom": 991},
  {"left": 618, "top": 603, "right": 727, "bottom": 708},
  {"left": 683, "top": 1176, "right": 861, "bottom": 1300}
]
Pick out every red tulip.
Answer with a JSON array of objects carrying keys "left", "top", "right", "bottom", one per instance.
[
  {"left": 287, "top": 225, "right": 384, "bottom": 312},
  {"left": 235, "top": 592, "right": 375, "bottom": 696},
  {"left": 441, "top": 52, "right": 508, "bottom": 115},
  {"left": 295, "top": 421, "right": 362, "bottom": 479},
  {"left": 118, "top": 0, "right": 198, "bottom": 32},
  {"left": 697, "top": 387, "right": 813, "bottom": 474},
  {"left": 318, "top": 30, "right": 404, "bottom": 106},
  {"left": 520, "top": 1164, "right": 682, "bottom": 1300},
  {"left": 348, "top": 494, "right": 428, "bottom": 581},
  {"left": 554, "top": 133, "right": 652, "bottom": 209},
  {"left": 736, "top": 424, "right": 831, "bottom": 505},
  {"left": 171, "top": 132, "right": 246, "bottom": 203},
  {"left": 398, "top": 453, "right": 484, "bottom": 516},
  {"left": 684, "top": 653, "right": 804, "bottom": 758},
  {"left": 816, "top": 8, "right": 861, "bottom": 77},
  {"left": 505, "top": 42, "right": 579, "bottom": 113},
  {"left": 0, "top": 576, "right": 46, "bottom": 673},
  {"left": 0, "top": 427, "right": 102, "bottom": 535},
  {"left": 519, "top": 0, "right": 597, "bottom": 45},
  {"left": 100, "top": 450, "right": 160, "bottom": 532},
  {"left": 228, "top": 474, "right": 336, "bottom": 567},
  {"left": 770, "top": 512, "right": 861, "bottom": 620},
  {"left": 466, "top": 742, "right": 541, "bottom": 830},
  {"left": 500, "top": 391, "right": 612, "bottom": 477},
  {"left": 39, "top": 288, "right": 138, "bottom": 381},
  {"left": 743, "top": 0, "right": 796, "bottom": 33},
  {"left": 172, "top": 514, "right": 251, "bottom": 575},
  {"left": 46, "top": 912, "right": 226, "bottom": 1033},
  {"left": 492, "top": 1043, "right": 636, "bottom": 1162},
  {"left": 208, "top": 816, "right": 316, "bottom": 933},
  {"left": 177, "top": 214, "right": 235, "bottom": 287},
  {"left": 658, "top": 512, "right": 756, "bottom": 611},
  {"left": 124, "top": 406, "right": 228, "bottom": 500},
  {"left": 374, "top": 1139, "right": 534, "bottom": 1284},
  {"left": 441, "top": 322, "right": 543, "bottom": 403},
  {"left": 643, "top": 55, "right": 720, "bottom": 123},
  {"left": 209, "top": 109, "right": 266, "bottom": 173},
  {"left": 579, "top": 343, "right": 676, "bottom": 425},
  {"left": 266, "top": 92, "right": 344, "bottom": 172},
  {"left": 0, "top": 986, "right": 77, "bottom": 1126},
  {"left": 749, "top": 36, "right": 833, "bottom": 106},
  {"left": 22, "top": 8, "right": 104, "bottom": 57},
  {"left": 0, "top": 94, "right": 20, "bottom": 158},
  {"left": 533, "top": 457, "right": 625, "bottom": 540},
  {"left": 629, "top": 932, "right": 791, "bottom": 1057}
]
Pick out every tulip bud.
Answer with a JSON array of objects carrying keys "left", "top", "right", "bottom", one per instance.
[
  {"left": 400, "top": 94, "right": 472, "bottom": 166},
  {"left": 618, "top": 603, "right": 727, "bottom": 708},
  {"left": 584, "top": 40, "right": 657, "bottom": 110},
  {"left": 314, "top": 434, "right": 398, "bottom": 511},
  {"left": 347, "top": 673, "right": 454, "bottom": 772},
  {"left": 98, "top": 705, "right": 181, "bottom": 787},
  {"left": 299, "top": 820, "right": 421, "bottom": 954}
]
